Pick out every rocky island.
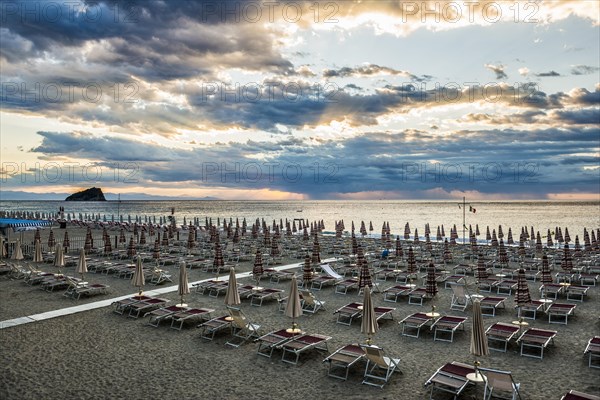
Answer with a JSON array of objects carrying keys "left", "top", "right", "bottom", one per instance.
[{"left": 65, "top": 187, "right": 106, "bottom": 201}]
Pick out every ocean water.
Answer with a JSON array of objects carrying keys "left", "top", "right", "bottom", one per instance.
[{"left": 0, "top": 200, "right": 598, "bottom": 239}]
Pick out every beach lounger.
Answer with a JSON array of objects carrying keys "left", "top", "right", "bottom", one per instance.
[
  {"left": 495, "top": 279, "right": 518, "bottom": 295},
  {"left": 149, "top": 268, "right": 172, "bottom": 285},
  {"left": 281, "top": 333, "right": 332, "bottom": 365},
  {"left": 561, "top": 390, "right": 600, "bottom": 400},
  {"left": 478, "top": 367, "right": 522, "bottom": 400},
  {"left": 478, "top": 278, "right": 500, "bottom": 293},
  {"left": 237, "top": 284, "right": 257, "bottom": 298},
  {"left": 540, "top": 283, "right": 564, "bottom": 300},
  {"left": 480, "top": 296, "right": 507, "bottom": 317},
  {"left": 207, "top": 281, "right": 230, "bottom": 298},
  {"left": 323, "top": 344, "right": 365, "bottom": 380},
  {"left": 424, "top": 361, "right": 476, "bottom": 400},
  {"left": 225, "top": 307, "right": 261, "bottom": 347},
  {"left": 577, "top": 273, "right": 598, "bottom": 286},
  {"left": 383, "top": 285, "right": 413, "bottom": 303},
  {"left": 112, "top": 295, "right": 153, "bottom": 315},
  {"left": 147, "top": 305, "right": 188, "bottom": 327},
  {"left": 374, "top": 306, "right": 395, "bottom": 323},
  {"left": 255, "top": 329, "right": 300, "bottom": 358},
  {"left": 443, "top": 275, "right": 466, "bottom": 289},
  {"left": 547, "top": 302, "right": 576, "bottom": 324},
  {"left": 64, "top": 280, "right": 110, "bottom": 300},
  {"left": 310, "top": 275, "right": 339, "bottom": 290},
  {"left": 321, "top": 263, "right": 343, "bottom": 279},
  {"left": 566, "top": 284, "right": 589, "bottom": 302},
  {"left": 517, "top": 300, "right": 545, "bottom": 320},
  {"left": 250, "top": 288, "right": 284, "bottom": 307},
  {"left": 265, "top": 268, "right": 295, "bottom": 283},
  {"left": 335, "top": 278, "right": 359, "bottom": 295},
  {"left": 399, "top": 312, "right": 437, "bottom": 338},
  {"left": 431, "top": 316, "right": 467, "bottom": 343},
  {"left": 300, "top": 290, "right": 326, "bottom": 314},
  {"left": 167, "top": 308, "right": 213, "bottom": 330},
  {"left": 517, "top": 327, "right": 557, "bottom": 359},
  {"left": 198, "top": 315, "right": 232, "bottom": 341},
  {"left": 334, "top": 302, "right": 363, "bottom": 326},
  {"left": 408, "top": 287, "right": 428, "bottom": 305},
  {"left": 449, "top": 283, "right": 472, "bottom": 312},
  {"left": 360, "top": 344, "right": 401, "bottom": 388},
  {"left": 127, "top": 298, "right": 169, "bottom": 318},
  {"left": 485, "top": 322, "right": 521, "bottom": 352},
  {"left": 584, "top": 336, "right": 600, "bottom": 369}
]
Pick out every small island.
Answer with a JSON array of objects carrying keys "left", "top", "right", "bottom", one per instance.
[{"left": 65, "top": 187, "right": 107, "bottom": 201}]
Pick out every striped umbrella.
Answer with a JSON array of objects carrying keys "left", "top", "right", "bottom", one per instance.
[
  {"left": 104, "top": 234, "right": 112, "bottom": 255},
  {"left": 574, "top": 235, "right": 582, "bottom": 258},
  {"left": 127, "top": 236, "right": 136, "bottom": 258},
  {"left": 395, "top": 236, "right": 403, "bottom": 258},
  {"left": 514, "top": 268, "right": 531, "bottom": 308},
  {"left": 491, "top": 230, "right": 498, "bottom": 247},
  {"left": 34, "top": 228, "right": 41, "bottom": 244},
  {"left": 540, "top": 253, "right": 552, "bottom": 285},
  {"left": 404, "top": 223, "right": 410, "bottom": 240},
  {"left": 436, "top": 226, "right": 442, "bottom": 242},
  {"left": 369, "top": 221, "right": 373, "bottom": 234},
  {"left": 443, "top": 239, "right": 452, "bottom": 264},
  {"left": 311, "top": 236, "right": 321, "bottom": 265},
  {"left": 357, "top": 247, "right": 372, "bottom": 290},
  {"left": 360, "top": 221, "right": 367, "bottom": 236},
  {"left": 351, "top": 232, "right": 358, "bottom": 255},
  {"left": 48, "top": 229, "right": 56, "bottom": 249},
  {"left": 63, "top": 230, "right": 70, "bottom": 251},
  {"left": 139, "top": 230, "right": 146, "bottom": 245},
  {"left": 119, "top": 229, "right": 126, "bottom": 245},
  {"left": 535, "top": 231, "right": 543, "bottom": 254},
  {"left": 361, "top": 285, "right": 379, "bottom": 345},
  {"left": 187, "top": 228, "right": 195, "bottom": 251},
  {"left": 253, "top": 248, "right": 264, "bottom": 286},
  {"left": 498, "top": 225, "right": 504, "bottom": 239},
  {"left": 161, "top": 229, "right": 169, "bottom": 246},
  {"left": 475, "top": 254, "right": 488, "bottom": 280},
  {"left": 271, "top": 235, "right": 280, "bottom": 258},
  {"left": 564, "top": 227, "right": 571, "bottom": 243},
  {"left": 0, "top": 236, "right": 5, "bottom": 259},
  {"left": 213, "top": 241, "right": 224, "bottom": 275},
  {"left": 152, "top": 240, "right": 160, "bottom": 260},
  {"left": 413, "top": 228, "right": 420, "bottom": 244},
  {"left": 485, "top": 226, "right": 491, "bottom": 242},
  {"left": 547, "top": 229, "right": 554, "bottom": 247},
  {"left": 561, "top": 244, "right": 573, "bottom": 273},
  {"left": 84, "top": 230, "right": 92, "bottom": 252},
  {"left": 475, "top": 224, "right": 480, "bottom": 236},
  {"left": 302, "top": 227, "right": 309, "bottom": 242},
  {"left": 498, "top": 239, "right": 508, "bottom": 265},
  {"left": 302, "top": 253, "right": 313, "bottom": 287},
  {"left": 407, "top": 246, "right": 417, "bottom": 275},
  {"left": 583, "top": 229, "right": 591, "bottom": 252},
  {"left": 507, "top": 228, "right": 514, "bottom": 245},
  {"left": 441, "top": 225, "right": 446, "bottom": 238},
  {"left": 425, "top": 262, "right": 438, "bottom": 298},
  {"left": 518, "top": 237, "right": 526, "bottom": 259}
]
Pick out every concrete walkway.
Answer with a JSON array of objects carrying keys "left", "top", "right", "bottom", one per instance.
[{"left": 0, "top": 258, "right": 337, "bottom": 329}]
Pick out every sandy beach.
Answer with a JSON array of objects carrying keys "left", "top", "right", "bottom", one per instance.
[{"left": 1, "top": 225, "right": 599, "bottom": 400}]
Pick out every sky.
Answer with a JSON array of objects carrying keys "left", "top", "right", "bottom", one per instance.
[{"left": 0, "top": 0, "right": 599, "bottom": 200}]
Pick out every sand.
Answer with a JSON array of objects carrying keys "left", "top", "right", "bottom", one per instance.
[{"left": 1, "top": 225, "right": 599, "bottom": 400}]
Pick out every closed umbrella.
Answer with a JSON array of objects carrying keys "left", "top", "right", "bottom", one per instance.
[
  {"left": 253, "top": 248, "right": 264, "bottom": 287},
  {"left": 177, "top": 261, "right": 190, "bottom": 307},
  {"left": 469, "top": 299, "right": 489, "bottom": 380},
  {"left": 361, "top": 286, "right": 379, "bottom": 345},
  {"left": 514, "top": 268, "right": 531, "bottom": 311},
  {"left": 76, "top": 248, "right": 88, "bottom": 279},
  {"left": 11, "top": 239, "right": 23, "bottom": 260},
  {"left": 33, "top": 239, "right": 43, "bottom": 262},
  {"left": 540, "top": 253, "right": 552, "bottom": 286},
  {"left": 53, "top": 243, "right": 64, "bottom": 273},
  {"left": 127, "top": 236, "right": 136, "bottom": 258},
  {"left": 425, "top": 262, "right": 438, "bottom": 298},
  {"left": 63, "top": 230, "right": 70, "bottom": 251},
  {"left": 0, "top": 236, "right": 6, "bottom": 260},
  {"left": 224, "top": 267, "right": 241, "bottom": 307},
  {"left": 302, "top": 253, "right": 313, "bottom": 288},
  {"left": 357, "top": 247, "right": 372, "bottom": 291},
  {"left": 47, "top": 229, "right": 56, "bottom": 249},
  {"left": 285, "top": 275, "right": 303, "bottom": 333},
  {"left": 131, "top": 255, "right": 145, "bottom": 295}
]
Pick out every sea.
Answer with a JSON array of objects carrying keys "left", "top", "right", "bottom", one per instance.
[{"left": 0, "top": 200, "right": 598, "bottom": 239}]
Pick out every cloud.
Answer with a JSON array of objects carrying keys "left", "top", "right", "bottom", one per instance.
[
  {"left": 571, "top": 65, "right": 600, "bottom": 75},
  {"left": 536, "top": 71, "right": 561, "bottom": 77},
  {"left": 484, "top": 64, "right": 507, "bottom": 80},
  {"left": 323, "top": 64, "right": 431, "bottom": 82},
  {"left": 518, "top": 67, "right": 530, "bottom": 76}
]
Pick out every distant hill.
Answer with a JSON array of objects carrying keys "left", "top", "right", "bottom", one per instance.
[
  {"left": 65, "top": 187, "right": 107, "bottom": 201},
  {"left": 0, "top": 190, "right": 219, "bottom": 201}
]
